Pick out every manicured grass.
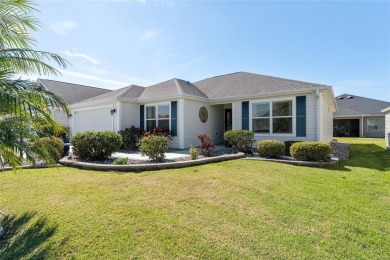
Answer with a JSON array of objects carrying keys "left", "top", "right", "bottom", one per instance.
[{"left": 0, "top": 138, "right": 389, "bottom": 259}]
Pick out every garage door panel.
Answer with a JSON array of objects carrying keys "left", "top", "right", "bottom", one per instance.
[{"left": 74, "top": 107, "right": 112, "bottom": 134}]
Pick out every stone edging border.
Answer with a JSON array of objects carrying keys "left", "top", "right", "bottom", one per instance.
[
  {"left": 59, "top": 153, "right": 245, "bottom": 172},
  {"left": 1, "top": 164, "right": 63, "bottom": 172},
  {"left": 242, "top": 157, "right": 339, "bottom": 167}
]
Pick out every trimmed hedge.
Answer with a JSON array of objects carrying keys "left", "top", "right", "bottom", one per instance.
[
  {"left": 284, "top": 141, "right": 303, "bottom": 156},
  {"left": 40, "top": 137, "right": 64, "bottom": 161},
  {"left": 257, "top": 140, "right": 285, "bottom": 158},
  {"left": 72, "top": 131, "right": 123, "bottom": 160},
  {"left": 224, "top": 130, "right": 254, "bottom": 154},
  {"left": 139, "top": 135, "right": 168, "bottom": 162},
  {"left": 290, "top": 142, "right": 331, "bottom": 161}
]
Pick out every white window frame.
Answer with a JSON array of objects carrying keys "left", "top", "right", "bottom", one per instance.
[
  {"left": 144, "top": 102, "right": 171, "bottom": 130},
  {"left": 249, "top": 97, "right": 296, "bottom": 137},
  {"left": 367, "top": 118, "right": 379, "bottom": 132}
]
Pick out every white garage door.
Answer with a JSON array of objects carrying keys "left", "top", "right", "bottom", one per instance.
[{"left": 73, "top": 107, "right": 113, "bottom": 134}]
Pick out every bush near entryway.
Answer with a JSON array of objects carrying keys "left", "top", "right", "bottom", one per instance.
[
  {"left": 118, "top": 126, "right": 145, "bottom": 150},
  {"left": 284, "top": 140, "right": 303, "bottom": 156},
  {"left": 290, "top": 142, "right": 331, "bottom": 161},
  {"left": 139, "top": 135, "right": 168, "bottom": 162},
  {"left": 71, "top": 131, "right": 123, "bottom": 160},
  {"left": 223, "top": 130, "right": 254, "bottom": 154},
  {"left": 257, "top": 140, "right": 285, "bottom": 158}
]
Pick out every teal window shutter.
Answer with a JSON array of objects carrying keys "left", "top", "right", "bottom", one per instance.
[
  {"left": 242, "top": 101, "right": 249, "bottom": 130},
  {"left": 140, "top": 105, "right": 144, "bottom": 130},
  {"left": 171, "top": 101, "right": 177, "bottom": 136},
  {"left": 296, "top": 96, "right": 306, "bottom": 137}
]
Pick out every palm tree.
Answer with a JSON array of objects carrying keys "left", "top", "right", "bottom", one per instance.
[{"left": 0, "top": 0, "right": 70, "bottom": 170}]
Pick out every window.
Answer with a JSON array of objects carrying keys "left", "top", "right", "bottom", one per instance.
[
  {"left": 251, "top": 100, "right": 293, "bottom": 134},
  {"left": 145, "top": 104, "right": 169, "bottom": 130},
  {"left": 367, "top": 119, "right": 379, "bottom": 132}
]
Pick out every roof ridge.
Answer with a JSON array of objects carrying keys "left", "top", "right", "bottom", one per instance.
[
  {"left": 194, "top": 72, "right": 241, "bottom": 83},
  {"left": 118, "top": 85, "right": 145, "bottom": 98},
  {"left": 38, "top": 78, "right": 112, "bottom": 91},
  {"left": 173, "top": 78, "right": 184, "bottom": 95}
]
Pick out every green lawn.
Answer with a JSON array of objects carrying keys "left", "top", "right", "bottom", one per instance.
[{"left": 0, "top": 138, "right": 389, "bottom": 259}]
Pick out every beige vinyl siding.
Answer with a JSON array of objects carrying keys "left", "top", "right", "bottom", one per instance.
[
  {"left": 120, "top": 102, "right": 140, "bottom": 130},
  {"left": 183, "top": 99, "right": 224, "bottom": 149},
  {"left": 231, "top": 92, "right": 318, "bottom": 145},
  {"left": 320, "top": 91, "right": 334, "bottom": 143},
  {"left": 52, "top": 109, "right": 69, "bottom": 127},
  {"left": 363, "top": 116, "right": 386, "bottom": 138},
  {"left": 385, "top": 112, "right": 390, "bottom": 149}
]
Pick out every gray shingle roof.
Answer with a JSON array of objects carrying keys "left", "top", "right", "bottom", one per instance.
[
  {"left": 38, "top": 79, "right": 112, "bottom": 105},
  {"left": 193, "top": 72, "right": 330, "bottom": 99},
  {"left": 138, "top": 78, "right": 207, "bottom": 101},
  {"left": 69, "top": 72, "right": 333, "bottom": 106},
  {"left": 334, "top": 94, "right": 390, "bottom": 116},
  {"left": 76, "top": 85, "right": 145, "bottom": 104}
]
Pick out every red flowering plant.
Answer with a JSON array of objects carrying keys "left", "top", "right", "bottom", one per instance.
[
  {"left": 198, "top": 134, "right": 215, "bottom": 157},
  {"left": 144, "top": 126, "right": 172, "bottom": 140}
]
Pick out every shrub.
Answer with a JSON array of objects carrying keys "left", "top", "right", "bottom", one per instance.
[
  {"left": 40, "top": 137, "right": 64, "bottom": 161},
  {"left": 198, "top": 134, "right": 215, "bottom": 157},
  {"left": 257, "top": 140, "right": 285, "bottom": 158},
  {"left": 284, "top": 141, "right": 303, "bottom": 156},
  {"left": 71, "top": 131, "right": 123, "bottom": 160},
  {"left": 118, "top": 126, "right": 144, "bottom": 150},
  {"left": 290, "top": 142, "right": 331, "bottom": 161},
  {"left": 139, "top": 135, "right": 168, "bottom": 162},
  {"left": 112, "top": 157, "right": 128, "bottom": 165},
  {"left": 189, "top": 146, "right": 198, "bottom": 160},
  {"left": 224, "top": 130, "right": 254, "bottom": 153}
]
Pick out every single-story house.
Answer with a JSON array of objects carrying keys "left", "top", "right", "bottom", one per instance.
[
  {"left": 381, "top": 107, "right": 390, "bottom": 150},
  {"left": 67, "top": 72, "right": 337, "bottom": 149},
  {"left": 333, "top": 94, "right": 390, "bottom": 138},
  {"left": 38, "top": 79, "right": 112, "bottom": 127}
]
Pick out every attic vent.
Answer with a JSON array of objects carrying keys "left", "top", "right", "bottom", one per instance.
[
  {"left": 347, "top": 96, "right": 353, "bottom": 99},
  {"left": 337, "top": 97, "right": 344, "bottom": 100}
]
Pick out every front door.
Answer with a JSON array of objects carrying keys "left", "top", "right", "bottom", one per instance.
[{"left": 225, "top": 109, "right": 232, "bottom": 131}]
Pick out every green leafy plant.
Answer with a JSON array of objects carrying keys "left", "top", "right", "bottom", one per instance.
[
  {"left": 198, "top": 134, "right": 215, "bottom": 157},
  {"left": 224, "top": 130, "right": 254, "bottom": 154},
  {"left": 139, "top": 135, "right": 168, "bottom": 162},
  {"left": 0, "top": 0, "right": 69, "bottom": 170},
  {"left": 290, "top": 142, "right": 331, "bottom": 161},
  {"left": 257, "top": 140, "right": 285, "bottom": 158},
  {"left": 189, "top": 146, "right": 198, "bottom": 160},
  {"left": 40, "top": 137, "right": 64, "bottom": 161},
  {"left": 118, "top": 126, "right": 144, "bottom": 150},
  {"left": 284, "top": 141, "right": 303, "bottom": 156},
  {"left": 71, "top": 131, "right": 123, "bottom": 160},
  {"left": 112, "top": 157, "right": 128, "bottom": 165}
]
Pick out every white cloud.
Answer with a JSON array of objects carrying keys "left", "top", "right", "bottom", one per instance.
[
  {"left": 90, "top": 66, "right": 108, "bottom": 75},
  {"left": 63, "top": 50, "right": 100, "bottom": 65},
  {"left": 50, "top": 21, "right": 77, "bottom": 36},
  {"left": 140, "top": 30, "right": 160, "bottom": 41},
  {"left": 60, "top": 70, "right": 128, "bottom": 86}
]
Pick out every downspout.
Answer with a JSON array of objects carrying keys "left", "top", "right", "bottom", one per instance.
[{"left": 361, "top": 115, "right": 364, "bottom": 137}]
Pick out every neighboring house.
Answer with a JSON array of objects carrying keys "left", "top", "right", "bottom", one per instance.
[
  {"left": 68, "top": 72, "right": 337, "bottom": 149},
  {"left": 333, "top": 94, "right": 390, "bottom": 138},
  {"left": 38, "top": 79, "right": 112, "bottom": 128},
  {"left": 381, "top": 107, "right": 390, "bottom": 149}
]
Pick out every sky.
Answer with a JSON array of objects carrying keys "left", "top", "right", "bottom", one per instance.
[{"left": 30, "top": 0, "right": 390, "bottom": 101}]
